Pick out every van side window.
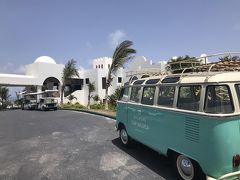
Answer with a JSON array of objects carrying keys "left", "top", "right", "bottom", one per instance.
[
  {"left": 141, "top": 86, "right": 156, "bottom": 105},
  {"left": 130, "top": 86, "right": 141, "bottom": 103},
  {"left": 205, "top": 85, "right": 233, "bottom": 114},
  {"left": 177, "top": 85, "right": 201, "bottom": 111},
  {"left": 235, "top": 84, "right": 240, "bottom": 105},
  {"left": 120, "top": 87, "right": 129, "bottom": 101},
  {"left": 158, "top": 86, "right": 175, "bottom": 107}
]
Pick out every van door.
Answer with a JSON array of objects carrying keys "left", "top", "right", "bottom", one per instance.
[
  {"left": 139, "top": 86, "right": 156, "bottom": 145},
  {"left": 127, "top": 86, "right": 143, "bottom": 140},
  {"left": 116, "top": 87, "right": 130, "bottom": 128}
]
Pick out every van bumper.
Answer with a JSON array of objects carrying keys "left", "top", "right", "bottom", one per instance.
[{"left": 207, "top": 171, "right": 240, "bottom": 180}]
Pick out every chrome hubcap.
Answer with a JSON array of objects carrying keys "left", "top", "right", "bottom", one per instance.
[
  {"left": 120, "top": 129, "right": 128, "bottom": 144},
  {"left": 177, "top": 155, "right": 194, "bottom": 180}
]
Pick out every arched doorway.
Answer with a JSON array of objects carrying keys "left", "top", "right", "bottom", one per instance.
[{"left": 42, "top": 77, "right": 60, "bottom": 91}]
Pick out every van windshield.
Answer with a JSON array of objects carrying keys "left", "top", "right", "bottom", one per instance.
[{"left": 44, "top": 99, "right": 55, "bottom": 104}]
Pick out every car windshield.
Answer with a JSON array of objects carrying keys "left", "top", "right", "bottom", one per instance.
[{"left": 44, "top": 99, "right": 54, "bottom": 104}]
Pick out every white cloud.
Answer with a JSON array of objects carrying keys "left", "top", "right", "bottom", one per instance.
[
  {"left": 13, "top": 65, "right": 26, "bottom": 74},
  {"left": 108, "top": 30, "right": 126, "bottom": 48}
]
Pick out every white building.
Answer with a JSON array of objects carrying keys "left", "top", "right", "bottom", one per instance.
[{"left": 0, "top": 56, "right": 167, "bottom": 106}]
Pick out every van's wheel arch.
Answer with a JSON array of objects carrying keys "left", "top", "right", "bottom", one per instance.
[
  {"left": 118, "top": 124, "right": 131, "bottom": 147},
  {"left": 167, "top": 150, "right": 205, "bottom": 180}
]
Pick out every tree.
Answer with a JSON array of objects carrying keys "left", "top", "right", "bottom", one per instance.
[
  {"left": 108, "top": 87, "right": 121, "bottom": 108},
  {"left": 166, "top": 55, "right": 200, "bottom": 74},
  {"left": 87, "top": 81, "right": 95, "bottom": 109},
  {"left": 23, "top": 85, "right": 37, "bottom": 93},
  {"left": 61, "top": 59, "right": 79, "bottom": 105},
  {"left": 105, "top": 40, "right": 136, "bottom": 109},
  {"left": 68, "top": 94, "right": 77, "bottom": 104},
  {"left": 93, "top": 95, "right": 100, "bottom": 103},
  {"left": 0, "top": 87, "right": 11, "bottom": 109},
  {"left": 219, "top": 55, "right": 240, "bottom": 61}
]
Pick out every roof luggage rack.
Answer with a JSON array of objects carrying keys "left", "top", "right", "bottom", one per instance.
[
  {"left": 126, "top": 52, "right": 240, "bottom": 84},
  {"left": 126, "top": 69, "right": 166, "bottom": 78},
  {"left": 165, "top": 52, "right": 240, "bottom": 79}
]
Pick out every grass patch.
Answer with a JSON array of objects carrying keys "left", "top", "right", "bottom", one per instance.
[{"left": 61, "top": 103, "right": 116, "bottom": 118}]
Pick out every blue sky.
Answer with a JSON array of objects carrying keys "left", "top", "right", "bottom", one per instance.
[{"left": 0, "top": 0, "right": 240, "bottom": 74}]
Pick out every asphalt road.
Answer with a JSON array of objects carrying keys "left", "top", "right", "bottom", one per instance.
[{"left": 0, "top": 110, "right": 178, "bottom": 180}]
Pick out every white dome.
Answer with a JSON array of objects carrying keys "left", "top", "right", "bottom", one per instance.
[{"left": 34, "top": 56, "right": 56, "bottom": 64}]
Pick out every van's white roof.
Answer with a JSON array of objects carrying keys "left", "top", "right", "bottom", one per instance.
[
  {"left": 132, "top": 71, "right": 240, "bottom": 84},
  {"left": 180, "top": 72, "right": 240, "bottom": 83}
]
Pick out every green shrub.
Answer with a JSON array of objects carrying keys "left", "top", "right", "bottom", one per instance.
[
  {"left": 108, "top": 104, "right": 117, "bottom": 111},
  {"left": 62, "top": 103, "right": 86, "bottom": 109},
  {"left": 63, "top": 103, "right": 73, "bottom": 108},
  {"left": 90, "top": 104, "right": 104, "bottom": 109},
  {"left": 74, "top": 103, "right": 86, "bottom": 109}
]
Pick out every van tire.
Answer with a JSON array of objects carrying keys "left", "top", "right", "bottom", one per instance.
[
  {"left": 174, "top": 154, "right": 205, "bottom": 180},
  {"left": 119, "top": 126, "right": 131, "bottom": 147}
]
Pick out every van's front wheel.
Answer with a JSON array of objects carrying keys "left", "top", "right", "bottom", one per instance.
[
  {"left": 119, "top": 127, "right": 131, "bottom": 147},
  {"left": 175, "top": 154, "right": 205, "bottom": 180}
]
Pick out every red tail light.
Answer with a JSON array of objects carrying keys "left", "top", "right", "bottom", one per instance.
[{"left": 233, "top": 154, "right": 240, "bottom": 167}]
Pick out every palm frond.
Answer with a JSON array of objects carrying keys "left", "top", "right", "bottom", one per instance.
[
  {"left": 88, "top": 81, "right": 95, "bottom": 92},
  {"left": 110, "top": 40, "right": 136, "bottom": 75},
  {"left": 62, "top": 59, "right": 79, "bottom": 82}
]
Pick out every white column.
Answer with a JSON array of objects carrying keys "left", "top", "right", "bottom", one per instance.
[{"left": 37, "top": 86, "right": 42, "bottom": 92}]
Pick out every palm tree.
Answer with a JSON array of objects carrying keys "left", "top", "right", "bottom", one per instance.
[
  {"left": 68, "top": 94, "right": 77, "bottom": 104},
  {"left": 167, "top": 55, "right": 200, "bottom": 74},
  {"left": 219, "top": 55, "right": 240, "bottom": 61},
  {"left": 0, "top": 87, "right": 11, "bottom": 109},
  {"left": 108, "top": 86, "right": 121, "bottom": 108},
  {"left": 87, "top": 81, "right": 95, "bottom": 109},
  {"left": 61, "top": 59, "right": 79, "bottom": 105},
  {"left": 23, "top": 85, "right": 37, "bottom": 93},
  {"left": 105, "top": 40, "right": 136, "bottom": 110}
]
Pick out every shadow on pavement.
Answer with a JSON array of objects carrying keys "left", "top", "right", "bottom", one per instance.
[{"left": 112, "top": 138, "right": 178, "bottom": 180}]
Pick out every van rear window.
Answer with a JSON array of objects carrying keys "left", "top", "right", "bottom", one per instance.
[{"left": 205, "top": 85, "right": 233, "bottom": 114}]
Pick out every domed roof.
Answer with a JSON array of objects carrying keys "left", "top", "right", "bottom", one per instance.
[{"left": 34, "top": 56, "right": 56, "bottom": 64}]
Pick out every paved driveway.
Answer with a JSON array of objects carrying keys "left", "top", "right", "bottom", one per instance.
[{"left": 0, "top": 110, "right": 177, "bottom": 180}]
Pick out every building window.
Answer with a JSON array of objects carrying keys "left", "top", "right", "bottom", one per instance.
[
  {"left": 98, "top": 65, "right": 100, "bottom": 68},
  {"left": 96, "top": 65, "right": 97, "bottom": 69},
  {"left": 108, "top": 64, "right": 110, "bottom": 69},
  {"left": 86, "top": 78, "right": 89, "bottom": 84},
  {"left": 118, "top": 77, "right": 122, "bottom": 83},
  {"left": 101, "top": 64, "right": 103, "bottom": 69},
  {"left": 102, "top": 77, "right": 106, "bottom": 89}
]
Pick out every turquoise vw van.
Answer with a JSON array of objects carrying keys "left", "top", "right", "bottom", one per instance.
[{"left": 116, "top": 71, "right": 240, "bottom": 180}]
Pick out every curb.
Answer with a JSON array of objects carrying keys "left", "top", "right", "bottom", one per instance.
[{"left": 60, "top": 108, "right": 116, "bottom": 120}]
